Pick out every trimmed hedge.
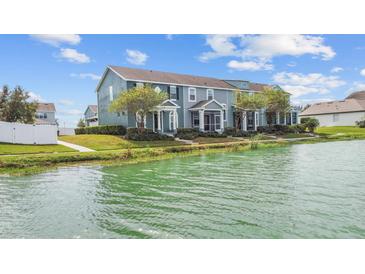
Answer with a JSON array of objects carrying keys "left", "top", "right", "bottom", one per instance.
[
  {"left": 223, "top": 127, "right": 256, "bottom": 137},
  {"left": 75, "top": 125, "right": 126, "bottom": 135},
  {"left": 175, "top": 128, "right": 227, "bottom": 140},
  {"left": 356, "top": 120, "right": 365, "bottom": 128},
  {"left": 257, "top": 125, "right": 294, "bottom": 135},
  {"left": 126, "top": 128, "right": 174, "bottom": 141}
]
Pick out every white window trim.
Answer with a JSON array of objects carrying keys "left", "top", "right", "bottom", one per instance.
[
  {"left": 188, "top": 87, "right": 196, "bottom": 102},
  {"left": 136, "top": 82, "right": 144, "bottom": 88},
  {"left": 169, "top": 85, "right": 177, "bottom": 101},
  {"left": 206, "top": 89, "right": 214, "bottom": 100},
  {"left": 109, "top": 86, "right": 113, "bottom": 102},
  {"left": 222, "top": 104, "right": 227, "bottom": 121}
]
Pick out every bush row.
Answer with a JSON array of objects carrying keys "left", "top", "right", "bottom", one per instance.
[
  {"left": 175, "top": 128, "right": 227, "bottom": 140},
  {"left": 75, "top": 125, "right": 127, "bottom": 135},
  {"left": 126, "top": 128, "right": 174, "bottom": 141},
  {"left": 223, "top": 127, "right": 257, "bottom": 137}
]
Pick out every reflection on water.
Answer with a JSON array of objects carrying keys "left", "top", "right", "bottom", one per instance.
[{"left": 1, "top": 140, "right": 365, "bottom": 238}]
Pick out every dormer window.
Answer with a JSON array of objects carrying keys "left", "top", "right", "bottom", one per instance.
[{"left": 207, "top": 89, "right": 214, "bottom": 100}]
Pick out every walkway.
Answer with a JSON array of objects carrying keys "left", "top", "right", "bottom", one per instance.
[{"left": 57, "top": 140, "right": 95, "bottom": 152}]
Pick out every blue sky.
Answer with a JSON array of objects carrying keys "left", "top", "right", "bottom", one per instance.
[{"left": 1, "top": 34, "right": 365, "bottom": 127}]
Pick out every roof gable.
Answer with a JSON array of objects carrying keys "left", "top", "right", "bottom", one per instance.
[
  {"left": 37, "top": 103, "right": 55, "bottom": 112},
  {"left": 300, "top": 98, "right": 365, "bottom": 116}
]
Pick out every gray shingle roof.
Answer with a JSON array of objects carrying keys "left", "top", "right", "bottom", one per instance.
[
  {"left": 108, "top": 65, "right": 236, "bottom": 90},
  {"left": 37, "top": 103, "right": 55, "bottom": 112}
]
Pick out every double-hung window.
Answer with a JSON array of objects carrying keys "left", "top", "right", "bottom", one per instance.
[
  {"left": 222, "top": 104, "right": 227, "bottom": 121},
  {"left": 333, "top": 114, "right": 339, "bottom": 122},
  {"left": 207, "top": 89, "right": 214, "bottom": 100},
  {"left": 192, "top": 112, "right": 199, "bottom": 128},
  {"left": 188, "top": 87, "right": 196, "bottom": 102},
  {"left": 169, "top": 86, "right": 177, "bottom": 100}
]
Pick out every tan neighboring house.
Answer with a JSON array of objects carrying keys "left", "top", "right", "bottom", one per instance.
[
  {"left": 84, "top": 105, "right": 98, "bottom": 126},
  {"left": 300, "top": 91, "right": 365, "bottom": 126},
  {"left": 35, "top": 103, "right": 57, "bottom": 125}
]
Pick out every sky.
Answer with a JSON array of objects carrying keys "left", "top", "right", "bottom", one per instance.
[{"left": 1, "top": 34, "right": 365, "bottom": 127}]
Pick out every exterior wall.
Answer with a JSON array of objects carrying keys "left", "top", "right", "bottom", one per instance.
[
  {"left": 35, "top": 111, "right": 56, "bottom": 125},
  {"left": 97, "top": 69, "right": 128, "bottom": 126},
  {"left": 300, "top": 112, "right": 365, "bottom": 127},
  {"left": 182, "top": 86, "right": 233, "bottom": 128},
  {"left": 0, "top": 121, "right": 58, "bottom": 144}
]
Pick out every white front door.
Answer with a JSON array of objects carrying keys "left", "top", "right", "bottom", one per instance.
[{"left": 214, "top": 114, "right": 221, "bottom": 131}]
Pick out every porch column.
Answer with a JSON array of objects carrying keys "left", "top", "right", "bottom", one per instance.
[
  {"left": 172, "top": 110, "right": 177, "bottom": 131},
  {"left": 199, "top": 110, "right": 204, "bottom": 132},
  {"left": 291, "top": 112, "right": 294, "bottom": 125},
  {"left": 284, "top": 112, "right": 287, "bottom": 125},
  {"left": 157, "top": 111, "right": 161, "bottom": 132},
  {"left": 276, "top": 112, "right": 280, "bottom": 125},
  {"left": 220, "top": 109, "right": 224, "bottom": 133},
  {"left": 242, "top": 111, "right": 247, "bottom": 131},
  {"left": 254, "top": 111, "right": 258, "bottom": 131}
]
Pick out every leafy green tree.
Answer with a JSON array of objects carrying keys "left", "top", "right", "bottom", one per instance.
[
  {"left": 0, "top": 85, "right": 38, "bottom": 123},
  {"left": 234, "top": 91, "right": 267, "bottom": 131},
  {"left": 77, "top": 118, "right": 86, "bottom": 128},
  {"left": 263, "top": 87, "right": 291, "bottom": 126},
  {"left": 109, "top": 85, "right": 167, "bottom": 133}
]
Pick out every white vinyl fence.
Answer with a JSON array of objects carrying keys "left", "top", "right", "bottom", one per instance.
[{"left": 0, "top": 121, "right": 58, "bottom": 145}]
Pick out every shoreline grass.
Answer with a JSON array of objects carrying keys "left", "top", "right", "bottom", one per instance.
[
  {"left": 1, "top": 134, "right": 364, "bottom": 177},
  {"left": 0, "top": 143, "right": 74, "bottom": 155}
]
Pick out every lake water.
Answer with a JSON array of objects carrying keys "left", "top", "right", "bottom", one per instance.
[{"left": 1, "top": 140, "right": 365, "bottom": 238}]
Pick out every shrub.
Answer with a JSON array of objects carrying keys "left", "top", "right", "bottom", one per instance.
[
  {"left": 126, "top": 128, "right": 174, "bottom": 141},
  {"left": 176, "top": 128, "right": 200, "bottom": 140},
  {"left": 300, "top": 117, "right": 310, "bottom": 124},
  {"left": 303, "top": 118, "right": 319, "bottom": 133},
  {"left": 75, "top": 125, "right": 127, "bottom": 135},
  {"left": 223, "top": 127, "right": 237, "bottom": 136},
  {"left": 198, "top": 132, "right": 227, "bottom": 138},
  {"left": 289, "top": 124, "right": 306, "bottom": 133},
  {"left": 356, "top": 118, "right": 365, "bottom": 128}
]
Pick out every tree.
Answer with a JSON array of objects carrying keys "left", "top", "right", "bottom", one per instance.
[
  {"left": 77, "top": 118, "right": 86, "bottom": 128},
  {"left": 234, "top": 91, "right": 267, "bottom": 131},
  {"left": 0, "top": 85, "right": 38, "bottom": 124},
  {"left": 263, "top": 87, "right": 291, "bottom": 126},
  {"left": 109, "top": 85, "right": 167, "bottom": 133},
  {"left": 304, "top": 118, "right": 319, "bottom": 133}
]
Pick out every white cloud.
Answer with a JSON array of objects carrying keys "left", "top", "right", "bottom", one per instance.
[
  {"left": 360, "top": 68, "right": 365, "bottom": 76},
  {"left": 287, "top": 62, "right": 297, "bottom": 67},
  {"left": 70, "top": 73, "right": 101, "bottom": 80},
  {"left": 291, "top": 97, "right": 336, "bottom": 106},
  {"left": 227, "top": 60, "right": 273, "bottom": 71},
  {"left": 58, "top": 99, "right": 74, "bottom": 106},
  {"left": 58, "top": 48, "right": 90, "bottom": 64},
  {"left": 28, "top": 92, "right": 44, "bottom": 102},
  {"left": 331, "top": 66, "right": 344, "bottom": 73},
  {"left": 30, "top": 34, "right": 81, "bottom": 47},
  {"left": 347, "top": 81, "right": 365, "bottom": 94},
  {"left": 126, "top": 49, "right": 148, "bottom": 65},
  {"left": 273, "top": 72, "right": 346, "bottom": 98},
  {"left": 199, "top": 34, "right": 335, "bottom": 71}
]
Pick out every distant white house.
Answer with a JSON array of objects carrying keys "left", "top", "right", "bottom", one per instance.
[
  {"left": 300, "top": 91, "right": 365, "bottom": 126},
  {"left": 84, "top": 105, "right": 98, "bottom": 126},
  {"left": 35, "top": 103, "right": 57, "bottom": 125}
]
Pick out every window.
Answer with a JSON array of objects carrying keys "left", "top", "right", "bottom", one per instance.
[
  {"left": 222, "top": 104, "right": 227, "bottom": 121},
  {"left": 192, "top": 112, "right": 199, "bottom": 127},
  {"left": 333, "top": 114, "right": 339, "bottom": 122},
  {"left": 136, "top": 82, "right": 144, "bottom": 88},
  {"left": 169, "top": 86, "right": 177, "bottom": 100},
  {"left": 35, "top": 112, "right": 47, "bottom": 119},
  {"left": 188, "top": 87, "right": 196, "bottom": 102},
  {"left": 206, "top": 89, "right": 214, "bottom": 100},
  {"left": 154, "top": 86, "right": 161, "bottom": 93},
  {"left": 109, "top": 86, "right": 113, "bottom": 102}
]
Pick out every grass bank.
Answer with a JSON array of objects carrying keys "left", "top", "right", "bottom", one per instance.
[
  {"left": 0, "top": 143, "right": 74, "bottom": 155},
  {"left": 2, "top": 127, "right": 365, "bottom": 176}
]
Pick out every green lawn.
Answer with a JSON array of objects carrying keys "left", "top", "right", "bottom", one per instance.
[
  {"left": 277, "top": 133, "right": 312, "bottom": 139},
  {"left": 0, "top": 143, "right": 74, "bottom": 155},
  {"left": 315, "top": 126, "right": 365, "bottom": 138},
  {"left": 193, "top": 137, "right": 240, "bottom": 144},
  {"left": 59, "top": 134, "right": 186, "bottom": 151}
]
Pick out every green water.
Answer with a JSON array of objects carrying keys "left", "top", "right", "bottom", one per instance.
[{"left": 1, "top": 140, "right": 365, "bottom": 238}]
